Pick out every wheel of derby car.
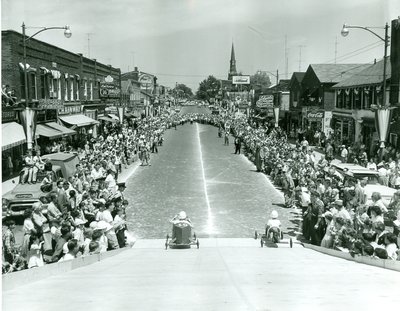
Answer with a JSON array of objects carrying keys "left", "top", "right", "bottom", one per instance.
[
  {"left": 165, "top": 242, "right": 168, "bottom": 250},
  {"left": 260, "top": 239, "right": 264, "bottom": 248},
  {"left": 290, "top": 238, "right": 293, "bottom": 248},
  {"left": 196, "top": 240, "right": 200, "bottom": 249},
  {"left": 254, "top": 230, "right": 258, "bottom": 240}
]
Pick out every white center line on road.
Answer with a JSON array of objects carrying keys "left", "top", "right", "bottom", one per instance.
[{"left": 196, "top": 123, "right": 217, "bottom": 235}]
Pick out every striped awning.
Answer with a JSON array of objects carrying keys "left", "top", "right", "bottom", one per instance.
[
  {"left": 2, "top": 122, "right": 27, "bottom": 150},
  {"left": 36, "top": 124, "right": 64, "bottom": 139},
  {"left": 46, "top": 122, "right": 76, "bottom": 136},
  {"left": 59, "top": 114, "right": 99, "bottom": 128}
]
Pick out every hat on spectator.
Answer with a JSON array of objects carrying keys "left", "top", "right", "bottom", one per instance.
[
  {"left": 75, "top": 218, "right": 87, "bottom": 226},
  {"left": 334, "top": 199, "right": 343, "bottom": 207},
  {"left": 98, "top": 198, "right": 106, "bottom": 205},
  {"left": 97, "top": 220, "right": 112, "bottom": 231},
  {"left": 90, "top": 221, "right": 99, "bottom": 230}
]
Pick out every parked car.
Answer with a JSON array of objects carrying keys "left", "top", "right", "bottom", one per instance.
[
  {"left": 2, "top": 152, "right": 79, "bottom": 219},
  {"left": 330, "top": 162, "right": 397, "bottom": 206}
]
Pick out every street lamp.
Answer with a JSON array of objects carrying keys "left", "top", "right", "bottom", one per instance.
[
  {"left": 341, "top": 22, "right": 391, "bottom": 147},
  {"left": 20, "top": 22, "right": 72, "bottom": 149}
]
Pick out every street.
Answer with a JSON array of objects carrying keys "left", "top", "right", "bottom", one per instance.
[{"left": 125, "top": 107, "right": 299, "bottom": 239}]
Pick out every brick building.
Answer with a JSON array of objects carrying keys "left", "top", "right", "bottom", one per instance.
[{"left": 1, "top": 30, "right": 121, "bottom": 176}]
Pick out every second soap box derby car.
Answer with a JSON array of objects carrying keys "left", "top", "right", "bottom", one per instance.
[{"left": 165, "top": 221, "right": 199, "bottom": 249}]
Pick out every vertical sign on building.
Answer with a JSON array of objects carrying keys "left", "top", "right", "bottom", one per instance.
[{"left": 390, "top": 18, "right": 400, "bottom": 105}]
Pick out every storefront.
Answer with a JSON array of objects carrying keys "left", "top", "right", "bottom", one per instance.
[
  {"left": 331, "top": 114, "right": 355, "bottom": 147},
  {"left": 1, "top": 122, "right": 33, "bottom": 179},
  {"left": 59, "top": 114, "right": 99, "bottom": 146}
]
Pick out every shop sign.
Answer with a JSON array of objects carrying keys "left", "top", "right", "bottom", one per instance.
[
  {"left": 2, "top": 108, "right": 17, "bottom": 122},
  {"left": 100, "top": 82, "right": 120, "bottom": 98},
  {"left": 232, "top": 75, "right": 250, "bottom": 85},
  {"left": 307, "top": 111, "right": 324, "bottom": 119},
  {"left": 38, "top": 98, "right": 64, "bottom": 109},
  {"left": 139, "top": 74, "right": 154, "bottom": 92},
  {"left": 256, "top": 95, "right": 273, "bottom": 108},
  {"left": 58, "top": 104, "right": 82, "bottom": 115}
]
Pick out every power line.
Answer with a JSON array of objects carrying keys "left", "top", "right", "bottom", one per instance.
[{"left": 324, "top": 40, "right": 382, "bottom": 63}]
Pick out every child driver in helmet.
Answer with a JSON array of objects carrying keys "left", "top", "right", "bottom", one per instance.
[
  {"left": 265, "top": 210, "right": 282, "bottom": 243},
  {"left": 170, "top": 211, "right": 192, "bottom": 227}
]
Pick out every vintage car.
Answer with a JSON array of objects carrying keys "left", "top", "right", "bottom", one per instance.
[{"left": 2, "top": 152, "right": 79, "bottom": 219}]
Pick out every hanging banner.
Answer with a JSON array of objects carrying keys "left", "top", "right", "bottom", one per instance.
[
  {"left": 274, "top": 107, "right": 280, "bottom": 127},
  {"left": 18, "top": 107, "right": 38, "bottom": 150},
  {"left": 375, "top": 108, "right": 392, "bottom": 147},
  {"left": 117, "top": 106, "right": 125, "bottom": 124}
]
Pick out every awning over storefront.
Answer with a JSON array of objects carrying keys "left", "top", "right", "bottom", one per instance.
[
  {"left": 2, "top": 122, "right": 27, "bottom": 150},
  {"left": 98, "top": 116, "right": 118, "bottom": 123},
  {"left": 46, "top": 122, "right": 77, "bottom": 136},
  {"left": 36, "top": 124, "right": 64, "bottom": 139},
  {"left": 59, "top": 114, "right": 99, "bottom": 128}
]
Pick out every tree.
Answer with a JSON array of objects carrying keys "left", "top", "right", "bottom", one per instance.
[
  {"left": 173, "top": 83, "right": 193, "bottom": 99},
  {"left": 196, "top": 75, "right": 221, "bottom": 103},
  {"left": 250, "top": 71, "right": 272, "bottom": 93}
]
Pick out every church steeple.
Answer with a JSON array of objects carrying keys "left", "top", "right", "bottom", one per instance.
[{"left": 228, "top": 42, "right": 237, "bottom": 80}]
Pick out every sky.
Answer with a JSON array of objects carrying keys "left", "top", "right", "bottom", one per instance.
[{"left": 1, "top": 0, "right": 399, "bottom": 90}]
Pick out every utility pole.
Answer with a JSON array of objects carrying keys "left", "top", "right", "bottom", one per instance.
[
  {"left": 284, "top": 35, "right": 289, "bottom": 79},
  {"left": 86, "top": 33, "right": 94, "bottom": 58}
]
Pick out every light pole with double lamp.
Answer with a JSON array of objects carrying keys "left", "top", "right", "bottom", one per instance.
[
  {"left": 341, "top": 22, "right": 392, "bottom": 148},
  {"left": 20, "top": 22, "right": 72, "bottom": 149}
]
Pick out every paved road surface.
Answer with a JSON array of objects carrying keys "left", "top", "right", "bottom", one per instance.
[
  {"left": 3, "top": 239, "right": 399, "bottom": 311},
  {"left": 125, "top": 106, "right": 299, "bottom": 239}
]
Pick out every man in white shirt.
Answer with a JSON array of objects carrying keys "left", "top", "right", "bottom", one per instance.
[
  {"left": 21, "top": 150, "right": 34, "bottom": 184},
  {"left": 340, "top": 145, "right": 348, "bottom": 163},
  {"left": 58, "top": 239, "right": 79, "bottom": 262}
]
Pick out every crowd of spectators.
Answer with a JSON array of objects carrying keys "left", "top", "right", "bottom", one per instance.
[
  {"left": 3, "top": 109, "right": 400, "bottom": 273},
  {"left": 194, "top": 112, "right": 400, "bottom": 260},
  {"left": 2, "top": 112, "right": 189, "bottom": 273}
]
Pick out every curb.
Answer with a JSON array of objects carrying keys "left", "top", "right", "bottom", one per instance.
[
  {"left": 303, "top": 243, "right": 400, "bottom": 272},
  {"left": 2, "top": 247, "right": 132, "bottom": 291}
]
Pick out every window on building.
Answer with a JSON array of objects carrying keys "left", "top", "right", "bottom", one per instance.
[
  {"left": 336, "top": 90, "right": 343, "bottom": 108},
  {"left": 84, "top": 81, "right": 88, "bottom": 100},
  {"left": 40, "top": 72, "right": 50, "bottom": 99},
  {"left": 354, "top": 89, "right": 361, "bottom": 109},
  {"left": 344, "top": 90, "right": 351, "bottom": 109},
  {"left": 76, "top": 80, "right": 80, "bottom": 101},
  {"left": 28, "top": 72, "right": 37, "bottom": 100},
  {"left": 363, "top": 89, "right": 371, "bottom": 109},
  {"left": 58, "top": 80, "right": 62, "bottom": 100},
  {"left": 64, "top": 78, "right": 68, "bottom": 101},
  {"left": 90, "top": 82, "right": 93, "bottom": 100},
  {"left": 70, "top": 77, "right": 74, "bottom": 101}
]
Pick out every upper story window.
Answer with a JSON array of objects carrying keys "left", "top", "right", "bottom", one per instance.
[
  {"left": 70, "top": 77, "right": 74, "bottom": 101},
  {"left": 90, "top": 82, "right": 93, "bottom": 100},
  {"left": 64, "top": 76, "right": 69, "bottom": 101},
  {"left": 84, "top": 81, "right": 88, "bottom": 100}
]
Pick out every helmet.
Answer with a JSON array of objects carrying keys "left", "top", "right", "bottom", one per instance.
[
  {"left": 271, "top": 210, "right": 278, "bottom": 219},
  {"left": 178, "top": 211, "right": 187, "bottom": 220}
]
